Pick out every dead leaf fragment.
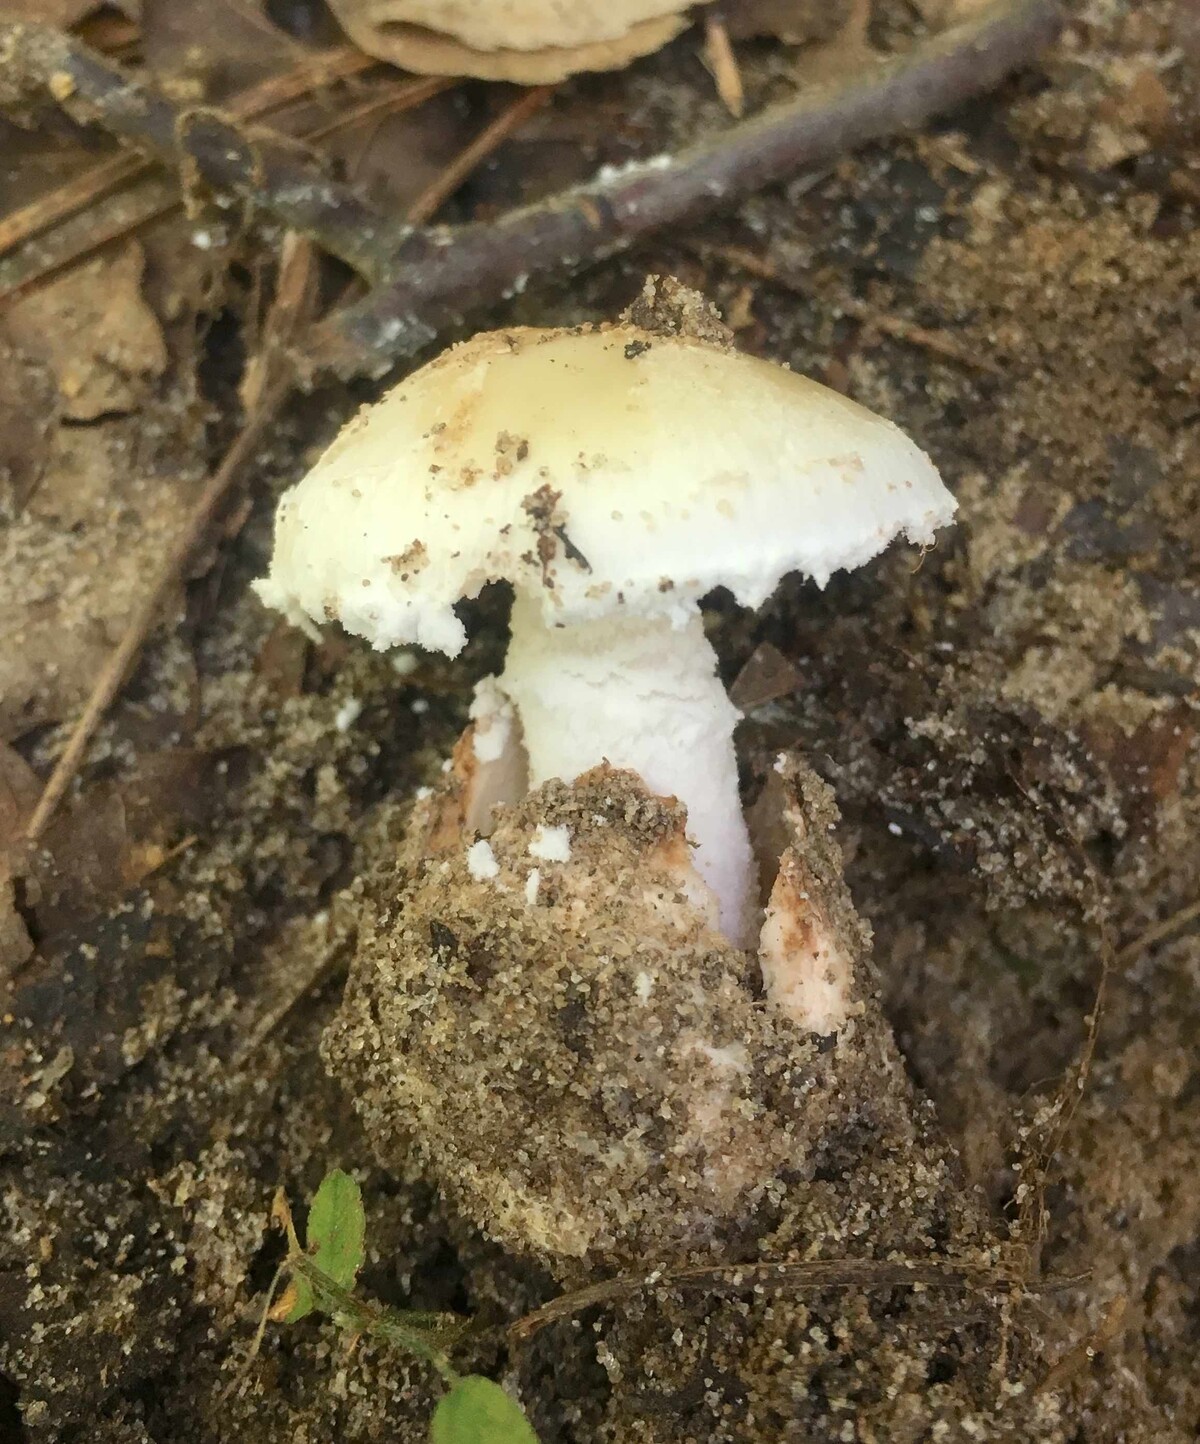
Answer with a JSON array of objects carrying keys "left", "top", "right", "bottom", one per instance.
[
  {"left": 140, "top": 0, "right": 302, "bottom": 99},
  {"left": 2, "top": 242, "right": 168, "bottom": 420},
  {"left": 787, "top": 0, "right": 875, "bottom": 87},
  {"left": 0, "top": 741, "right": 40, "bottom": 851},
  {"left": 0, "top": 415, "right": 202, "bottom": 739},
  {"left": 729, "top": 642, "right": 802, "bottom": 710},
  {"left": 0, "top": 742, "right": 39, "bottom": 976},
  {"left": 0, "top": 342, "right": 56, "bottom": 518},
  {"left": 0, "top": 877, "right": 33, "bottom": 974}
]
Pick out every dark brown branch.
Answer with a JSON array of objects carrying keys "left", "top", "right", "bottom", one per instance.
[
  {"left": 0, "top": 20, "right": 408, "bottom": 279},
  {"left": 1, "top": 0, "right": 1059, "bottom": 378},
  {"left": 307, "top": 0, "right": 1061, "bottom": 376},
  {"left": 0, "top": 49, "right": 378, "bottom": 260}
]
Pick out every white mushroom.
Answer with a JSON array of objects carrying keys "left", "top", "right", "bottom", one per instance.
[{"left": 256, "top": 287, "right": 955, "bottom": 944}]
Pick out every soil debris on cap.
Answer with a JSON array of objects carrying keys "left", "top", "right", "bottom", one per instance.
[{"left": 620, "top": 274, "right": 735, "bottom": 349}]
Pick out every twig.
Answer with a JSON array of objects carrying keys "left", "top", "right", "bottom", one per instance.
[
  {"left": 305, "top": 0, "right": 1061, "bottom": 376},
  {"left": 224, "top": 45, "right": 379, "bottom": 120},
  {"left": 700, "top": 241, "right": 1004, "bottom": 375},
  {"left": 0, "top": 171, "right": 180, "bottom": 301},
  {"left": 0, "top": 20, "right": 409, "bottom": 279},
  {"left": 703, "top": 12, "right": 745, "bottom": 119},
  {"left": 405, "top": 86, "right": 555, "bottom": 227},
  {"left": 1, "top": 2, "right": 1059, "bottom": 375},
  {"left": 22, "top": 378, "right": 287, "bottom": 842},
  {"left": 22, "top": 234, "right": 318, "bottom": 844},
  {"left": 18, "top": 77, "right": 559, "bottom": 838},
  {"left": 996, "top": 781, "right": 1113, "bottom": 1268},
  {"left": 0, "top": 47, "right": 385, "bottom": 261},
  {"left": 508, "top": 1253, "right": 1059, "bottom": 1346},
  {"left": 1115, "top": 896, "right": 1200, "bottom": 968},
  {"left": 0, "top": 72, "right": 448, "bottom": 304},
  {"left": 1036, "top": 1293, "right": 1126, "bottom": 1395},
  {"left": 0, "top": 150, "right": 141, "bottom": 256},
  {"left": 302, "top": 75, "right": 453, "bottom": 147}
]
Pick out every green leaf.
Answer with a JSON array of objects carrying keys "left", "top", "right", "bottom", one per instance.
[
  {"left": 308, "top": 1168, "right": 366, "bottom": 1287},
  {"left": 285, "top": 1169, "right": 365, "bottom": 1323},
  {"left": 431, "top": 1377, "right": 540, "bottom": 1444}
]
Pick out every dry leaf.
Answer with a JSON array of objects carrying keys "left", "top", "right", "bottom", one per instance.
[
  {"left": 19, "top": 748, "right": 216, "bottom": 950},
  {"left": 324, "top": 91, "right": 481, "bottom": 217},
  {"left": 0, "top": 341, "right": 56, "bottom": 519},
  {"left": 0, "top": 877, "right": 33, "bottom": 974},
  {"left": 729, "top": 642, "right": 803, "bottom": 711},
  {"left": 326, "top": 0, "right": 701, "bottom": 82},
  {"left": 253, "top": 619, "right": 311, "bottom": 701},
  {"left": 786, "top": 0, "right": 874, "bottom": 87},
  {"left": 0, "top": 414, "right": 203, "bottom": 738},
  {"left": 2, "top": 243, "right": 167, "bottom": 421},
  {"left": 141, "top": 0, "right": 306, "bottom": 99},
  {"left": 0, "top": 742, "right": 40, "bottom": 976}
]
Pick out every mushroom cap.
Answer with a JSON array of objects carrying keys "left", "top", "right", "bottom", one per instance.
[
  {"left": 332, "top": 0, "right": 700, "bottom": 53},
  {"left": 325, "top": 3, "right": 689, "bottom": 82},
  {"left": 256, "top": 323, "right": 956, "bottom": 656}
]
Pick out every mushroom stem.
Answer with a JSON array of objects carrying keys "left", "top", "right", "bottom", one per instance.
[{"left": 498, "top": 593, "right": 754, "bottom": 945}]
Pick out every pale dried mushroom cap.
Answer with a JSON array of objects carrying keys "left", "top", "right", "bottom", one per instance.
[
  {"left": 341, "top": 0, "right": 699, "bottom": 52},
  {"left": 326, "top": 0, "right": 700, "bottom": 82},
  {"left": 256, "top": 323, "right": 955, "bottom": 657}
]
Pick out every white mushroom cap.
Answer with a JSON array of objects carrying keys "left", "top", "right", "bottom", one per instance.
[{"left": 256, "top": 323, "right": 955, "bottom": 656}]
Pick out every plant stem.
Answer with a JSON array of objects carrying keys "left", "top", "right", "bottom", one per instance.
[{"left": 289, "top": 1255, "right": 461, "bottom": 1383}]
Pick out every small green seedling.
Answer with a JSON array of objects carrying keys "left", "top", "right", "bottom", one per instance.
[
  {"left": 260, "top": 1169, "right": 540, "bottom": 1444},
  {"left": 273, "top": 1166, "right": 365, "bottom": 1322}
]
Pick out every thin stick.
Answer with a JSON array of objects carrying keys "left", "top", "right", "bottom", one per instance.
[
  {"left": 0, "top": 152, "right": 140, "bottom": 257},
  {"left": 303, "top": 0, "right": 1061, "bottom": 375},
  {"left": 24, "top": 233, "right": 318, "bottom": 842},
  {"left": 700, "top": 241, "right": 1004, "bottom": 375},
  {"left": 405, "top": 86, "right": 555, "bottom": 227},
  {"left": 1115, "top": 896, "right": 1200, "bottom": 968},
  {"left": 0, "top": 75, "right": 451, "bottom": 305},
  {"left": 22, "top": 374, "right": 288, "bottom": 843},
  {"left": 0, "top": 20, "right": 408, "bottom": 279},
  {"left": 0, "top": 172, "right": 180, "bottom": 301},
  {"left": 703, "top": 12, "right": 745, "bottom": 119},
  {"left": 303, "top": 75, "right": 454, "bottom": 146},
  {"left": 18, "top": 76, "right": 555, "bottom": 839},
  {"left": 508, "top": 1254, "right": 1053, "bottom": 1346},
  {"left": 0, "top": 47, "right": 376, "bottom": 259}
]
